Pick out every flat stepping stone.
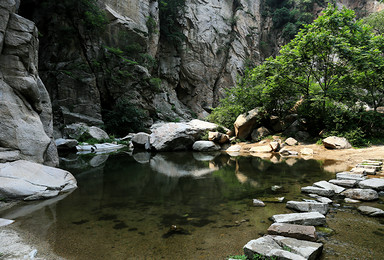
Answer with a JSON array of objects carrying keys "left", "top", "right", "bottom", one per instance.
[
  {"left": 357, "top": 206, "right": 384, "bottom": 217},
  {"left": 301, "top": 186, "right": 335, "bottom": 197},
  {"left": 0, "top": 218, "right": 14, "bottom": 227},
  {"left": 351, "top": 167, "right": 377, "bottom": 175},
  {"left": 341, "top": 188, "right": 378, "bottom": 201},
  {"left": 313, "top": 180, "right": 345, "bottom": 194},
  {"left": 329, "top": 179, "right": 357, "bottom": 188},
  {"left": 336, "top": 172, "right": 367, "bottom": 181},
  {"left": 286, "top": 201, "right": 329, "bottom": 215},
  {"left": 358, "top": 178, "right": 384, "bottom": 191},
  {"left": 362, "top": 160, "right": 383, "bottom": 166},
  {"left": 244, "top": 235, "right": 323, "bottom": 260},
  {"left": 249, "top": 145, "right": 273, "bottom": 153},
  {"left": 356, "top": 164, "right": 381, "bottom": 170},
  {"left": 272, "top": 212, "right": 326, "bottom": 226},
  {"left": 267, "top": 223, "right": 317, "bottom": 242},
  {"left": 307, "top": 194, "right": 333, "bottom": 204}
]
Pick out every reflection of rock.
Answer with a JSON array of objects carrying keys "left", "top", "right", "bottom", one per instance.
[
  {"left": 133, "top": 152, "right": 151, "bottom": 164},
  {"left": 192, "top": 152, "right": 220, "bottom": 162},
  {"left": 150, "top": 154, "right": 218, "bottom": 178},
  {"left": 89, "top": 155, "right": 109, "bottom": 167}
]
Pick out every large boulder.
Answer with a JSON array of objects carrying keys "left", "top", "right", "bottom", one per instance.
[
  {"left": 131, "top": 132, "right": 151, "bottom": 150},
  {"left": 0, "top": 160, "right": 77, "bottom": 200},
  {"left": 64, "top": 123, "right": 109, "bottom": 141},
  {"left": 0, "top": 2, "right": 58, "bottom": 166},
  {"left": 251, "top": 126, "right": 270, "bottom": 142},
  {"left": 322, "top": 136, "right": 352, "bottom": 149},
  {"left": 150, "top": 120, "right": 219, "bottom": 151},
  {"left": 234, "top": 108, "right": 264, "bottom": 139}
]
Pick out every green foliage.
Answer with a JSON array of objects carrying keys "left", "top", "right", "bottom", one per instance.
[
  {"left": 104, "top": 98, "right": 149, "bottom": 136},
  {"left": 159, "top": 0, "right": 186, "bottom": 45},
  {"left": 149, "top": 77, "right": 162, "bottom": 91},
  {"left": 146, "top": 15, "right": 158, "bottom": 35},
  {"left": 364, "top": 10, "right": 384, "bottom": 34},
  {"left": 212, "top": 4, "right": 384, "bottom": 146}
]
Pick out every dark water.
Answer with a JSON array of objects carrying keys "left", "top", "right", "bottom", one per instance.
[{"left": 2, "top": 152, "right": 384, "bottom": 259}]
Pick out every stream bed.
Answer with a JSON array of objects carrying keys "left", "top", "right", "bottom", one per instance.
[{"left": 1, "top": 152, "right": 384, "bottom": 259}]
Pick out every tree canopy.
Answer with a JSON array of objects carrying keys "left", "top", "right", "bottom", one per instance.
[{"left": 210, "top": 4, "right": 384, "bottom": 146}]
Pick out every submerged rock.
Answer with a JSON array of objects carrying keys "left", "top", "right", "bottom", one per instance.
[{"left": 0, "top": 160, "right": 77, "bottom": 200}]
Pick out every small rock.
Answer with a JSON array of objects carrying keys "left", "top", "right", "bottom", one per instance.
[
  {"left": 192, "top": 141, "right": 221, "bottom": 152},
  {"left": 0, "top": 218, "right": 15, "bottom": 227},
  {"left": 253, "top": 199, "right": 265, "bottom": 207},
  {"left": 271, "top": 185, "right": 282, "bottom": 191},
  {"left": 301, "top": 186, "right": 335, "bottom": 197},
  {"left": 357, "top": 206, "right": 384, "bottom": 217},
  {"left": 341, "top": 188, "right": 378, "bottom": 201},
  {"left": 344, "top": 198, "right": 361, "bottom": 203},
  {"left": 272, "top": 212, "right": 326, "bottom": 226},
  {"left": 285, "top": 137, "right": 298, "bottom": 146},
  {"left": 300, "top": 148, "right": 314, "bottom": 155},
  {"left": 307, "top": 194, "right": 333, "bottom": 204},
  {"left": 267, "top": 223, "right": 317, "bottom": 241},
  {"left": 329, "top": 179, "right": 357, "bottom": 188}
]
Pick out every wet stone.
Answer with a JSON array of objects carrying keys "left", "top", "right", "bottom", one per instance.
[
  {"left": 272, "top": 212, "right": 326, "bottom": 226},
  {"left": 358, "top": 178, "right": 384, "bottom": 191},
  {"left": 313, "top": 180, "right": 345, "bottom": 194},
  {"left": 267, "top": 223, "right": 317, "bottom": 242},
  {"left": 286, "top": 201, "right": 329, "bottom": 215}
]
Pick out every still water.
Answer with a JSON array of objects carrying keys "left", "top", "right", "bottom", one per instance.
[{"left": 2, "top": 152, "right": 384, "bottom": 259}]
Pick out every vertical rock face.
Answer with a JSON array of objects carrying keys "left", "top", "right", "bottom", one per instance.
[{"left": 0, "top": 0, "right": 58, "bottom": 166}]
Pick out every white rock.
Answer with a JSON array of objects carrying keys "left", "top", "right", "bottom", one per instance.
[
  {"left": 336, "top": 172, "right": 367, "bottom": 181},
  {"left": 313, "top": 180, "right": 345, "bottom": 194},
  {"left": 285, "top": 137, "right": 298, "bottom": 146},
  {"left": 341, "top": 188, "right": 378, "bottom": 201},
  {"left": 249, "top": 145, "right": 273, "bottom": 153},
  {"left": 323, "top": 136, "right": 352, "bottom": 149},
  {"left": 192, "top": 141, "right": 221, "bottom": 152},
  {"left": 272, "top": 212, "right": 326, "bottom": 226},
  {"left": 358, "top": 178, "right": 384, "bottom": 191},
  {"left": 329, "top": 179, "right": 357, "bottom": 188},
  {"left": 358, "top": 206, "right": 384, "bottom": 217},
  {"left": 286, "top": 201, "right": 329, "bottom": 215},
  {"left": 301, "top": 186, "right": 335, "bottom": 197}
]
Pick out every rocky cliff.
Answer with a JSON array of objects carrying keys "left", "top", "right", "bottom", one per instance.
[
  {"left": 0, "top": 0, "right": 58, "bottom": 166},
  {"left": 11, "top": 0, "right": 384, "bottom": 138}
]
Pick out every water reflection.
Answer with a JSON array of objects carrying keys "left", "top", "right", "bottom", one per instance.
[{"left": 1, "top": 152, "right": 338, "bottom": 260}]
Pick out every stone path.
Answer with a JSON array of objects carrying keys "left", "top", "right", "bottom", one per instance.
[{"left": 242, "top": 159, "right": 384, "bottom": 259}]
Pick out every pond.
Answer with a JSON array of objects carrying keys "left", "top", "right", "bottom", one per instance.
[{"left": 1, "top": 152, "right": 384, "bottom": 259}]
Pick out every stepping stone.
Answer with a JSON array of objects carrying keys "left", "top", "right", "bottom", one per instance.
[
  {"left": 362, "top": 160, "right": 383, "bottom": 166},
  {"left": 307, "top": 194, "right": 333, "bottom": 204},
  {"left": 336, "top": 172, "right": 367, "bottom": 181},
  {"left": 356, "top": 164, "right": 381, "bottom": 170},
  {"left": 0, "top": 218, "right": 14, "bottom": 227},
  {"left": 249, "top": 145, "right": 273, "bottom": 153},
  {"left": 267, "top": 223, "right": 317, "bottom": 242},
  {"left": 261, "top": 197, "right": 285, "bottom": 203},
  {"left": 351, "top": 167, "right": 376, "bottom": 175},
  {"left": 313, "top": 180, "right": 345, "bottom": 194},
  {"left": 252, "top": 199, "right": 265, "bottom": 207},
  {"left": 357, "top": 206, "right": 384, "bottom": 217},
  {"left": 286, "top": 201, "right": 329, "bottom": 215},
  {"left": 329, "top": 179, "right": 357, "bottom": 188},
  {"left": 301, "top": 186, "right": 335, "bottom": 197},
  {"left": 358, "top": 178, "right": 384, "bottom": 191},
  {"left": 341, "top": 188, "right": 378, "bottom": 201},
  {"left": 272, "top": 212, "right": 326, "bottom": 226},
  {"left": 244, "top": 235, "right": 323, "bottom": 260}
]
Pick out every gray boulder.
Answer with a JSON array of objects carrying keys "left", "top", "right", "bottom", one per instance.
[
  {"left": 272, "top": 212, "right": 326, "bottom": 226},
  {"left": 55, "top": 138, "right": 78, "bottom": 150},
  {"left": 358, "top": 178, "right": 384, "bottom": 191},
  {"left": 286, "top": 201, "right": 329, "bottom": 215},
  {"left": 357, "top": 206, "right": 384, "bottom": 217},
  {"left": 0, "top": 160, "right": 77, "bottom": 200},
  {"left": 131, "top": 132, "right": 151, "bottom": 150},
  {"left": 192, "top": 141, "right": 220, "bottom": 152},
  {"left": 323, "top": 136, "right": 352, "bottom": 149},
  {"left": 88, "top": 126, "right": 109, "bottom": 140},
  {"left": 251, "top": 127, "right": 270, "bottom": 142},
  {"left": 150, "top": 120, "right": 219, "bottom": 151},
  {"left": 341, "top": 188, "right": 378, "bottom": 201},
  {"left": 234, "top": 108, "right": 264, "bottom": 139},
  {"left": 64, "top": 123, "right": 109, "bottom": 141}
]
